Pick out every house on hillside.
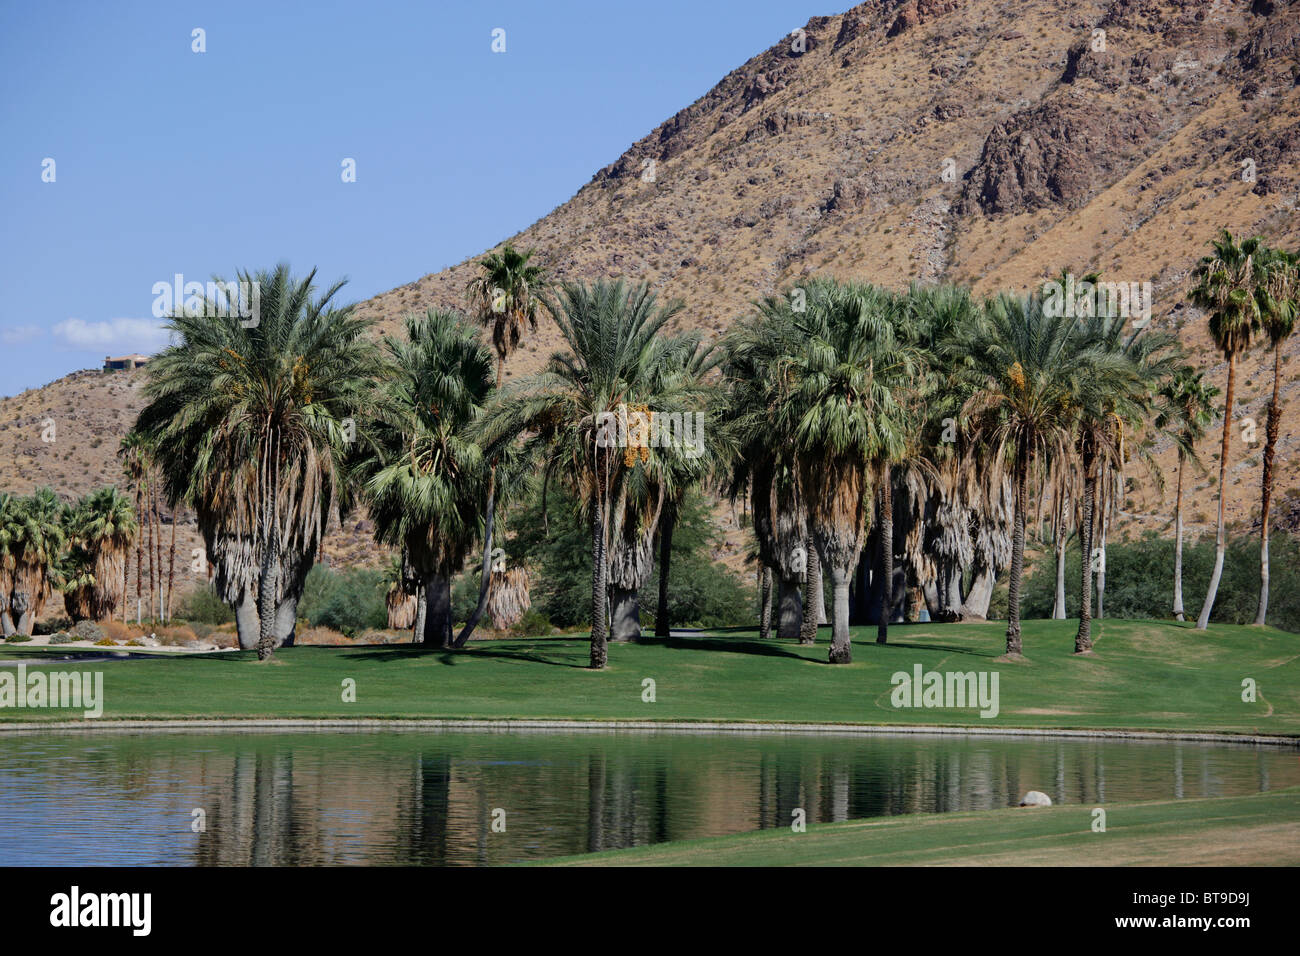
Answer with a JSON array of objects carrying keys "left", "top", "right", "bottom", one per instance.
[{"left": 104, "top": 354, "right": 149, "bottom": 371}]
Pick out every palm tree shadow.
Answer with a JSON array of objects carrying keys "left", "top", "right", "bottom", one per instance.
[
  {"left": 866, "top": 640, "right": 1002, "bottom": 660},
  {"left": 335, "top": 643, "right": 589, "bottom": 669},
  {"left": 634, "top": 635, "right": 811, "bottom": 661}
]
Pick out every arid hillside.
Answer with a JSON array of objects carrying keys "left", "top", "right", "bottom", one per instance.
[{"left": 4, "top": 0, "right": 1300, "bottom": 575}]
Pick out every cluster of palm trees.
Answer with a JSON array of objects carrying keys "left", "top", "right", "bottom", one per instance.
[
  {"left": 127, "top": 227, "right": 1294, "bottom": 667},
  {"left": 0, "top": 486, "right": 139, "bottom": 636}
]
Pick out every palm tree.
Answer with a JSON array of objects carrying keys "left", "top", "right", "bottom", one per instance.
[
  {"left": 474, "top": 280, "right": 688, "bottom": 669},
  {"left": 1072, "top": 313, "right": 1180, "bottom": 652},
  {"left": 118, "top": 431, "right": 150, "bottom": 625},
  {"left": 0, "top": 489, "right": 67, "bottom": 636},
  {"left": 459, "top": 244, "right": 550, "bottom": 645},
  {"left": 136, "top": 264, "right": 380, "bottom": 659},
  {"left": 353, "top": 309, "right": 494, "bottom": 646},
  {"left": 69, "top": 487, "right": 138, "bottom": 621},
  {"left": 954, "top": 294, "right": 1094, "bottom": 657},
  {"left": 1155, "top": 367, "right": 1218, "bottom": 621},
  {"left": 1188, "top": 230, "right": 1265, "bottom": 630},
  {"left": 769, "top": 278, "right": 913, "bottom": 664},
  {"left": 1252, "top": 246, "right": 1297, "bottom": 626}
]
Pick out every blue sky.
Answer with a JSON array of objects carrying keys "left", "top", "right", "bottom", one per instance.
[{"left": 0, "top": 0, "right": 831, "bottom": 396}]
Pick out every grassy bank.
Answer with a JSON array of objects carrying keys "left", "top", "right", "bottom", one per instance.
[
  {"left": 1, "top": 619, "right": 1296, "bottom": 734},
  {"left": 540, "top": 786, "right": 1300, "bottom": 866}
]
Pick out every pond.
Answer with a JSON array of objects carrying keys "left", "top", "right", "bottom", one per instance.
[{"left": 1, "top": 729, "right": 1295, "bottom": 865}]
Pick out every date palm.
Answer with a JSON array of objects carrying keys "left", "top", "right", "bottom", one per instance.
[
  {"left": 1188, "top": 231, "right": 1264, "bottom": 630},
  {"left": 136, "top": 264, "right": 381, "bottom": 659},
  {"left": 954, "top": 294, "right": 1096, "bottom": 657},
  {"left": 1252, "top": 247, "right": 1297, "bottom": 626},
  {"left": 473, "top": 280, "right": 688, "bottom": 669},
  {"left": 1155, "top": 367, "right": 1218, "bottom": 622},
  {"left": 352, "top": 309, "right": 495, "bottom": 646}
]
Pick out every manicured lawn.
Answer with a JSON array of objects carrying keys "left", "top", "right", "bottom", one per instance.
[
  {"left": 539, "top": 786, "right": 1300, "bottom": 866},
  {"left": 0, "top": 619, "right": 1296, "bottom": 734}
]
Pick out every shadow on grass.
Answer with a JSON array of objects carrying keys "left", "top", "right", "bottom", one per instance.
[{"left": 633, "top": 635, "right": 814, "bottom": 662}]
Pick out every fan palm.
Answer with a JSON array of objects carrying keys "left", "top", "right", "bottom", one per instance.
[
  {"left": 1188, "top": 230, "right": 1265, "bottom": 630},
  {"left": 136, "top": 264, "right": 381, "bottom": 659},
  {"left": 0, "top": 488, "right": 66, "bottom": 636},
  {"left": 1252, "top": 246, "right": 1297, "bottom": 626},
  {"left": 67, "top": 486, "right": 138, "bottom": 621},
  {"left": 352, "top": 309, "right": 495, "bottom": 646}
]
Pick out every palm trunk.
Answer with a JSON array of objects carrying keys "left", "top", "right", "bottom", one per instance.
[
  {"left": 412, "top": 585, "right": 427, "bottom": 644},
  {"left": 610, "top": 587, "right": 641, "bottom": 642},
  {"left": 589, "top": 470, "right": 609, "bottom": 670},
  {"left": 1075, "top": 441, "right": 1097, "bottom": 654},
  {"left": 1004, "top": 435, "right": 1029, "bottom": 656},
  {"left": 147, "top": 479, "right": 157, "bottom": 625},
  {"left": 452, "top": 468, "right": 495, "bottom": 648},
  {"left": 256, "top": 470, "right": 280, "bottom": 661},
  {"left": 423, "top": 572, "right": 452, "bottom": 647},
  {"left": 827, "top": 564, "right": 852, "bottom": 664},
  {"left": 1197, "top": 354, "right": 1236, "bottom": 631},
  {"left": 1096, "top": 509, "right": 1108, "bottom": 621},
  {"left": 235, "top": 585, "right": 259, "bottom": 650},
  {"left": 776, "top": 573, "right": 802, "bottom": 638},
  {"left": 1052, "top": 495, "right": 1067, "bottom": 619},
  {"left": 166, "top": 509, "right": 177, "bottom": 623},
  {"left": 135, "top": 486, "right": 143, "bottom": 626},
  {"left": 654, "top": 503, "right": 675, "bottom": 638},
  {"left": 798, "top": 537, "right": 818, "bottom": 645},
  {"left": 1255, "top": 345, "right": 1281, "bottom": 627},
  {"left": 758, "top": 565, "right": 773, "bottom": 639},
  {"left": 877, "top": 468, "right": 893, "bottom": 645},
  {"left": 1173, "top": 454, "right": 1186, "bottom": 621}
]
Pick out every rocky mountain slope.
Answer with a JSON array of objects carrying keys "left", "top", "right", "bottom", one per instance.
[{"left": 4, "top": 0, "right": 1299, "bottom": 581}]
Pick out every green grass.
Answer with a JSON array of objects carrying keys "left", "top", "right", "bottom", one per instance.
[
  {"left": 539, "top": 786, "right": 1300, "bottom": 866},
  {"left": 1, "top": 618, "right": 1297, "bottom": 735}
]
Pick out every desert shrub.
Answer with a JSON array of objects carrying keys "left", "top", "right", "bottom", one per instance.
[
  {"left": 99, "top": 620, "right": 138, "bottom": 642},
  {"left": 504, "top": 608, "right": 552, "bottom": 638},
  {"left": 126, "top": 639, "right": 144, "bottom": 647},
  {"left": 49, "top": 632, "right": 73, "bottom": 645},
  {"left": 4, "top": 634, "right": 32, "bottom": 643},
  {"left": 156, "top": 625, "right": 198, "bottom": 646},
  {"left": 176, "top": 584, "right": 236, "bottom": 625},
  {"left": 1023, "top": 530, "right": 1300, "bottom": 633},
  {"left": 297, "top": 626, "right": 351, "bottom": 645},
  {"left": 210, "top": 631, "right": 238, "bottom": 649},
  {"left": 93, "top": 637, "right": 116, "bottom": 646},
  {"left": 73, "top": 620, "right": 103, "bottom": 642},
  {"left": 35, "top": 615, "right": 72, "bottom": 635},
  {"left": 189, "top": 621, "right": 215, "bottom": 640},
  {"left": 299, "top": 566, "right": 387, "bottom": 637}
]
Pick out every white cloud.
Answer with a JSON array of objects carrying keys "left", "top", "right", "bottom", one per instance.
[
  {"left": 51, "top": 317, "right": 172, "bottom": 354},
  {"left": 0, "top": 325, "right": 43, "bottom": 345}
]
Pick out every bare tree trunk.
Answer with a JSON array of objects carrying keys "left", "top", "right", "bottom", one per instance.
[
  {"left": 166, "top": 508, "right": 177, "bottom": 623},
  {"left": 654, "top": 503, "right": 675, "bottom": 638},
  {"left": 1173, "top": 454, "right": 1186, "bottom": 621},
  {"left": 1052, "top": 494, "right": 1067, "bottom": 619},
  {"left": 1005, "top": 436, "right": 1028, "bottom": 657},
  {"left": 1096, "top": 509, "right": 1108, "bottom": 621},
  {"left": 412, "top": 585, "right": 427, "bottom": 644},
  {"left": 1256, "top": 345, "right": 1281, "bottom": 627},
  {"left": 610, "top": 587, "right": 641, "bottom": 643},
  {"left": 758, "top": 565, "right": 773, "bottom": 639},
  {"left": 877, "top": 467, "right": 892, "bottom": 645},
  {"left": 1197, "top": 355, "right": 1236, "bottom": 631},
  {"left": 776, "top": 573, "right": 802, "bottom": 639},
  {"left": 452, "top": 468, "right": 495, "bottom": 648}
]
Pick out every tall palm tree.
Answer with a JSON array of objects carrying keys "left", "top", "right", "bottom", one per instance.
[
  {"left": 474, "top": 280, "right": 688, "bottom": 669},
  {"left": 1155, "top": 366, "right": 1218, "bottom": 621},
  {"left": 352, "top": 309, "right": 495, "bottom": 646},
  {"left": 1072, "top": 313, "right": 1180, "bottom": 652},
  {"left": 118, "top": 431, "right": 150, "bottom": 625},
  {"left": 954, "top": 294, "right": 1095, "bottom": 657},
  {"left": 1253, "top": 246, "right": 1297, "bottom": 626},
  {"left": 136, "top": 264, "right": 380, "bottom": 659},
  {"left": 1188, "top": 230, "right": 1264, "bottom": 630},
  {"left": 459, "top": 244, "right": 550, "bottom": 645},
  {"left": 769, "top": 278, "right": 913, "bottom": 664}
]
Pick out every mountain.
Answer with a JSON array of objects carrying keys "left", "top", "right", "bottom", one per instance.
[{"left": 4, "top": 0, "right": 1300, "bottom": 576}]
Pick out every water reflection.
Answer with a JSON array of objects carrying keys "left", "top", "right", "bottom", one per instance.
[{"left": 0, "top": 731, "right": 1294, "bottom": 866}]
